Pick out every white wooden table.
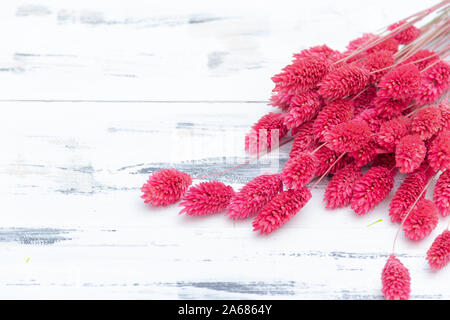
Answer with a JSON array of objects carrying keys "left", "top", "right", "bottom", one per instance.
[{"left": 1, "top": 0, "right": 448, "bottom": 299}]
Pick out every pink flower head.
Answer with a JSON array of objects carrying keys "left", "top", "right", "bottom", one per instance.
[
  {"left": 399, "top": 50, "right": 438, "bottom": 71},
  {"left": 439, "top": 100, "right": 450, "bottom": 132},
  {"left": 324, "top": 120, "right": 371, "bottom": 153},
  {"left": 377, "top": 64, "right": 421, "bottom": 101},
  {"left": 245, "top": 112, "right": 288, "bottom": 155},
  {"left": 416, "top": 60, "right": 450, "bottom": 105},
  {"left": 389, "top": 170, "right": 428, "bottom": 223},
  {"left": 314, "top": 146, "right": 342, "bottom": 177},
  {"left": 252, "top": 187, "right": 311, "bottom": 234},
  {"left": 433, "top": 170, "right": 450, "bottom": 217},
  {"left": 179, "top": 181, "right": 234, "bottom": 216},
  {"left": 141, "top": 169, "right": 192, "bottom": 206},
  {"left": 318, "top": 65, "right": 370, "bottom": 100},
  {"left": 353, "top": 85, "right": 377, "bottom": 115},
  {"left": 426, "top": 230, "right": 450, "bottom": 270},
  {"left": 293, "top": 44, "right": 343, "bottom": 62},
  {"left": 351, "top": 166, "right": 394, "bottom": 215},
  {"left": 403, "top": 199, "right": 439, "bottom": 241},
  {"left": 346, "top": 33, "right": 377, "bottom": 52},
  {"left": 282, "top": 152, "right": 317, "bottom": 189},
  {"left": 367, "top": 38, "right": 399, "bottom": 54},
  {"left": 284, "top": 91, "right": 323, "bottom": 129},
  {"left": 354, "top": 107, "right": 386, "bottom": 132},
  {"left": 269, "top": 85, "right": 302, "bottom": 111},
  {"left": 388, "top": 20, "right": 421, "bottom": 45},
  {"left": 227, "top": 174, "right": 283, "bottom": 220},
  {"left": 363, "top": 50, "right": 395, "bottom": 82},
  {"left": 272, "top": 56, "right": 331, "bottom": 92},
  {"left": 411, "top": 106, "right": 442, "bottom": 140},
  {"left": 313, "top": 99, "right": 354, "bottom": 142},
  {"left": 372, "top": 96, "right": 410, "bottom": 119},
  {"left": 289, "top": 121, "right": 315, "bottom": 157},
  {"left": 350, "top": 137, "right": 379, "bottom": 167},
  {"left": 428, "top": 130, "right": 450, "bottom": 172},
  {"left": 324, "top": 163, "right": 363, "bottom": 209},
  {"left": 395, "top": 135, "right": 426, "bottom": 173},
  {"left": 381, "top": 255, "right": 411, "bottom": 300},
  {"left": 377, "top": 116, "right": 410, "bottom": 152}
]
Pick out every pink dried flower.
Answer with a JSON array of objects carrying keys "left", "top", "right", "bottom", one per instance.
[
  {"left": 350, "top": 138, "right": 379, "bottom": 167},
  {"left": 245, "top": 112, "right": 288, "bottom": 154},
  {"left": 426, "top": 230, "right": 450, "bottom": 270},
  {"left": 179, "top": 181, "right": 234, "bottom": 216},
  {"left": 403, "top": 199, "right": 439, "bottom": 241},
  {"left": 372, "top": 96, "right": 410, "bottom": 119},
  {"left": 353, "top": 85, "right": 377, "bottom": 115},
  {"left": 324, "top": 163, "right": 363, "bottom": 209},
  {"left": 253, "top": 187, "right": 312, "bottom": 234},
  {"left": 381, "top": 255, "right": 411, "bottom": 300},
  {"left": 293, "top": 44, "right": 342, "bottom": 61},
  {"left": 318, "top": 65, "right": 370, "bottom": 100},
  {"left": 377, "top": 116, "right": 410, "bottom": 152},
  {"left": 282, "top": 152, "right": 317, "bottom": 189},
  {"left": 399, "top": 50, "right": 438, "bottom": 71},
  {"left": 313, "top": 99, "right": 354, "bottom": 141},
  {"left": 354, "top": 108, "right": 385, "bottom": 132},
  {"left": 351, "top": 166, "right": 394, "bottom": 215},
  {"left": 439, "top": 100, "right": 450, "bottom": 132},
  {"left": 389, "top": 170, "right": 428, "bottom": 223},
  {"left": 141, "top": 169, "right": 192, "bottom": 206},
  {"left": 324, "top": 120, "right": 371, "bottom": 153},
  {"left": 388, "top": 20, "right": 421, "bottom": 45},
  {"left": 227, "top": 174, "right": 283, "bottom": 220},
  {"left": 272, "top": 56, "right": 331, "bottom": 92},
  {"left": 377, "top": 64, "right": 421, "bottom": 101},
  {"left": 346, "top": 33, "right": 377, "bottom": 52},
  {"left": 428, "top": 130, "right": 450, "bottom": 172},
  {"left": 363, "top": 50, "right": 395, "bottom": 82},
  {"left": 289, "top": 121, "right": 315, "bottom": 157},
  {"left": 410, "top": 106, "right": 442, "bottom": 140},
  {"left": 314, "top": 146, "right": 339, "bottom": 177},
  {"left": 367, "top": 38, "right": 399, "bottom": 54},
  {"left": 433, "top": 170, "right": 450, "bottom": 217},
  {"left": 395, "top": 135, "right": 426, "bottom": 173},
  {"left": 269, "top": 86, "right": 300, "bottom": 111},
  {"left": 416, "top": 60, "right": 450, "bottom": 105},
  {"left": 284, "top": 91, "right": 323, "bottom": 129}
]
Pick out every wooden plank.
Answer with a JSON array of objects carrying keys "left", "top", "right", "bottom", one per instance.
[
  {"left": 0, "top": 0, "right": 437, "bottom": 101},
  {"left": 0, "top": 101, "right": 449, "bottom": 299}
]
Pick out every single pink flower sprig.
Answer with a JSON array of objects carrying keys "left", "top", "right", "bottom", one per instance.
[
  {"left": 227, "top": 174, "right": 283, "bottom": 220},
  {"left": 252, "top": 187, "right": 312, "bottom": 234},
  {"left": 324, "top": 120, "right": 371, "bottom": 153},
  {"left": 284, "top": 91, "right": 323, "bottom": 129},
  {"left": 179, "top": 181, "right": 234, "bottom": 216},
  {"left": 377, "top": 116, "right": 411, "bottom": 152},
  {"left": 433, "top": 170, "right": 450, "bottom": 217},
  {"left": 312, "top": 99, "right": 354, "bottom": 142},
  {"left": 351, "top": 165, "right": 396, "bottom": 215},
  {"left": 410, "top": 106, "right": 442, "bottom": 140},
  {"left": 245, "top": 112, "right": 288, "bottom": 155},
  {"left": 428, "top": 130, "right": 450, "bottom": 172},
  {"left": 141, "top": 168, "right": 192, "bottom": 206},
  {"left": 388, "top": 20, "right": 421, "bottom": 45},
  {"left": 282, "top": 152, "right": 317, "bottom": 189},
  {"left": 389, "top": 167, "right": 431, "bottom": 223},
  {"left": 381, "top": 255, "right": 411, "bottom": 300},
  {"left": 402, "top": 199, "right": 439, "bottom": 241},
  {"left": 395, "top": 134, "right": 427, "bottom": 173},
  {"left": 318, "top": 64, "right": 370, "bottom": 100},
  {"left": 426, "top": 228, "right": 450, "bottom": 270},
  {"left": 377, "top": 64, "right": 421, "bottom": 101},
  {"left": 324, "top": 163, "right": 363, "bottom": 209}
]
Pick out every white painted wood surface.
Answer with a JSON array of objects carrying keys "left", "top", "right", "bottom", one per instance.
[{"left": 1, "top": 0, "right": 449, "bottom": 299}]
